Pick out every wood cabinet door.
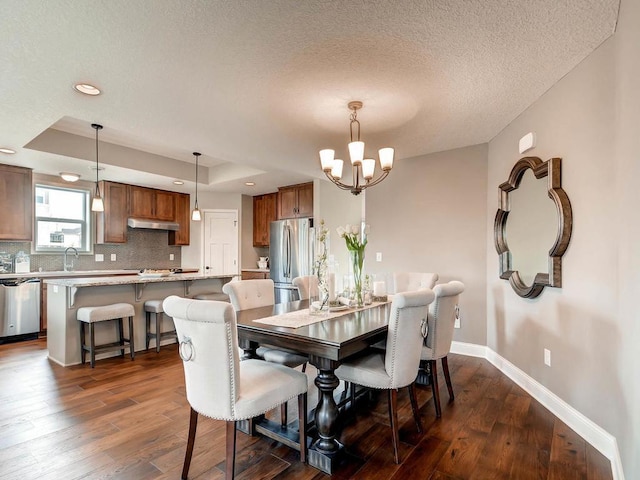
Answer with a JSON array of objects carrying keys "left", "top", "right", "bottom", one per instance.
[
  {"left": 155, "top": 190, "right": 176, "bottom": 221},
  {"left": 129, "top": 186, "right": 155, "bottom": 219},
  {"left": 97, "top": 181, "right": 128, "bottom": 243},
  {"left": 296, "top": 182, "right": 314, "bottom": 217},
  {"left": 169, "top": 193, "right": 190, "bottom": 245},
  {"left": 253, "top": 193, "right": 276, "bottom": 246},
  {"left": 277, "top": 186, "right": 298, "bottom": 219},
  {"left": 0, "top": 164, "right": 32, "bottom": 241}
]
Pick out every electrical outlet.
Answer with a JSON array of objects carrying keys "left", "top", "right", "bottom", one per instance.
[
  {"left": 170, "top": 253, "right": 175, "bottom": 261},
  {"left": 376, "top": 252, "right": 382, "bottom": 262},
  {"left": 110, "top": 254, "right": 116, "bottom": 261},
  {"left": 544, "top": 348, "right": 551, "bottom": 366},
  {"left": 454, "top": 305, "right": 461, "bottom": 328},
  {"left": 95, "top": 254, "right": 104, "bottom": 262}
]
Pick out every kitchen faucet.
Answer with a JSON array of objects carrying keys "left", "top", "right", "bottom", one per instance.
[{"left": 64, "top": 247, "right": 79, "bottom": 272}]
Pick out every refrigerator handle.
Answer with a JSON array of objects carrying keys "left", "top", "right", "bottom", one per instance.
[
  {"left": 281, "top": 223, "right": 287, "bottom": 278},
  {"left": 286, "top": 225, "right": 292, "bottom": 278}
]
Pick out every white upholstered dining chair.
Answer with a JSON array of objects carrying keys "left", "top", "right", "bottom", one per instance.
[
  {"left": 163, "top": 296, "right": 308, "bottom": 480},
  {"left": 392, "top": 272, "right": 439, "bottom": 294},
  {"left": 420, "top": 280, "right": 465, "bottom": 417},
  {"left": 335, "top": 290, "right": 435, "bottom": 463},
  {"left": 292, "top": 275, "right": 319, "bottom": 301},
  {"left": 222, "top": 278, "right": 308, "bottom": 426}
]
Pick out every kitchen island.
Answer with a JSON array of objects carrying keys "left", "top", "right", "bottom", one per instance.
[{"left": 45, "top": 272, "right": 234, "bottom": 366}]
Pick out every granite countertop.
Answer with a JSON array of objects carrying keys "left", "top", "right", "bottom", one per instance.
[
  {"left": 44, "top": 271, "right": 235, "bottom": 288},
  {"left": 241, "top": 268, "right": 270, "bottom": 273},
  {"left": 0, "top": 268, "right": 199, "bottom": 281},
  {"left": 0, "top": 269, "right": 140, "bottom": 280}
]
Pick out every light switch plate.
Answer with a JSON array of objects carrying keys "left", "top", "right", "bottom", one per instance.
[
  {"left": 376, "top": 252, "right": 382, "bottom": 262},
  {"left": 170, "top": 254, "right": 175, "bottom": 261},
  {"left": 110, "top": 254, "right": 116, "bottom": 261},
  {"left": 95, "top": 254, "right": 104, "bottom": 262},
  {"left": 544, "top": 348, "right": 551, "bottom": 366}
]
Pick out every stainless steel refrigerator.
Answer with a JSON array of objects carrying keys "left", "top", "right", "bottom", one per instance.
[{"left": 269, "top": 218, "right": 313, "bottom": 303}]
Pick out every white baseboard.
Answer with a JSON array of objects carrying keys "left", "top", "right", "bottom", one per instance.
[{"left": 451, "top": 341, "right": 624, "bottom": 480}]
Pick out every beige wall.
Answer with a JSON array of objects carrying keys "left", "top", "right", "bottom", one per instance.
[
  {"left": 365, "top": 144, "right": 488, "bottom": 345},
  {"left": 487, "top": 0, "right": 640, "bottom": 473}
]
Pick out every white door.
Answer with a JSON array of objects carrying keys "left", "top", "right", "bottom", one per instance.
[{"left": 203, "top": 210, "right": 238, "bottom": 275}]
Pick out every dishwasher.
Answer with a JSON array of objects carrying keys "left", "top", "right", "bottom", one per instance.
[{"left": 0, "top": 278, "right": 40, "bottom": 343}]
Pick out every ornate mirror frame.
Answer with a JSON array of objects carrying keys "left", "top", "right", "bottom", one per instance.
[{"left": 494, "top": 156, "right": 573, "bottom": 298}]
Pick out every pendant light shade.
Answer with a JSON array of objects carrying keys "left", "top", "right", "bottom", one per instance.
[
  {"left": 191, "top": 152, "right": 201, "bottom": 221},
  {"left": 90, "top": 123, "right": 104, "bottom": 212}
]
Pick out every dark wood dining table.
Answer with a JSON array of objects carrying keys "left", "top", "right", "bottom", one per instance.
[{"left": 235, "top": 299, "right": 392, "bottom": 474}]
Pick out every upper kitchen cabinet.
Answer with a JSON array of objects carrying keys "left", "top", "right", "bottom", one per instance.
[
  {"left": 169, "top": 192, "right": 190, "bottom": 246},
  {"left": 253, "top": 192, "right": 277, "bottom": 247},
  {"left": 277, "top": 182, "right": 313, "bottom": 219},
  {"left": 129, "top": 185, "right": 175, "bottom": 221},
  {"left": 0, "top": 164, "right": 33, "bottom": 241},
  {"left": 96, "top": 181, "right": 128, "bottom": 244}
]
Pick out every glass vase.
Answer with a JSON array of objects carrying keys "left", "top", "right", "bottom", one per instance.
[{"left": 349, "top": 248, "right": 365, "bottom": 307}]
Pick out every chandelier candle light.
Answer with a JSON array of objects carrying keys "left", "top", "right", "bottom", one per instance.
[{"left": 320, "top": 101, "right": 394, "bottom": 195}]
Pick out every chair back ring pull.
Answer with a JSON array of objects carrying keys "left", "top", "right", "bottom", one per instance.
[
  {"left": 179, "top": 337, "right": 194, "bottom": 362},
  {"left": 421, "top": 317, "right": 428, "bottom": 338}
]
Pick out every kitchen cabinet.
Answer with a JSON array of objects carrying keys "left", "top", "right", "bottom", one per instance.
[
  {"left": 96, "top": 181, "right": 128, "bottom": 244},
  {"left": 0, "top": 164, "right": 32, "bottom": 241},
  {"left": 253, "top": 193, "right": 277, "bottom": 247},
  {"left": 241, "top": 270, "right": 270, "bottom": 280},
  {"left": 169, "top": 192, "right": 191, "bottom": 246},
  {"left": 129, "top": 186, "right": 175, "bottom": 221},
  {"left": 277, "top": 182, "right": 313, "bottom": 219}
]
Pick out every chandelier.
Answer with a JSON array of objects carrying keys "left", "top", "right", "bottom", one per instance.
[{"left": 319, "top": 101, "right": 394, "bottom": 195}]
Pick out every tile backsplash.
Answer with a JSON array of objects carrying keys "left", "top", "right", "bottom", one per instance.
[{"left": 0, "top": 228, "right": 182, "bottom": 273}]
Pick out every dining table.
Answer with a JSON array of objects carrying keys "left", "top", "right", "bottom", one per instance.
[{"left": 235, "top": 298, "right": 392, "bottom": 474}]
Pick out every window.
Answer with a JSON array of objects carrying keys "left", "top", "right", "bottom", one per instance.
[{"left": 34, "top": 184, "right": 91, "bottom": 253}]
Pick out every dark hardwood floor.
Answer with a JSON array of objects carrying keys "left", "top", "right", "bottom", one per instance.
[{"left": 0, "top": 339, "right": 612, "bottom": 479}]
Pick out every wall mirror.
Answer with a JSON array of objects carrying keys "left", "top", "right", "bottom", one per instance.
[{"left": 494, "top": 156, "right": 572, "bottom": 298}]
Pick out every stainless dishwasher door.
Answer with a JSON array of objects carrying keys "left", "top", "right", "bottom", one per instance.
[{"left": 0, "top": 279, "right": 40, "bottom": 338}]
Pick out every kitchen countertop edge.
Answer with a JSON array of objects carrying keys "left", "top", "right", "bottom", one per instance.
[{"left": 44, "top": 272, "right": 236, "bottom": 288}]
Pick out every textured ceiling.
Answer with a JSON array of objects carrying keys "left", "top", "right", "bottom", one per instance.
[{"left": 0, "top": 0, "right": 619, "bottom": 194}]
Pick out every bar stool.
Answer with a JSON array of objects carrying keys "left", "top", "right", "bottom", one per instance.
[
  {"left": 145, "top": 299, "right": 178, "bottom": 352},
  {"left": 77, "top": 303, "right": 135, "bottom": 368}
]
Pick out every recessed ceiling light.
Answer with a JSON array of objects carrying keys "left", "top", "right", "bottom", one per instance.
[
  {"left": 60, "top": 172, "right": 81, "bottom": 182},
  {"left": 245, "top": 182, "right": 255, "bottom": 186},
  {"left": 173, "top": 180, "right": 184, "bottom": 185},
  {"left": 73, "top": 83, "right": 101, "bottom": 96},
  {"left": 0, "top": 148, "right": 16, "bottom": 154}
]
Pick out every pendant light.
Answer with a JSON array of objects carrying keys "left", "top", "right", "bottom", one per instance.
[
  {"left": 90, "top": 123, "right": 104, "bottom": 212},
  {"left": 191, "top": 152, "right": 201, "bottom": 221}
]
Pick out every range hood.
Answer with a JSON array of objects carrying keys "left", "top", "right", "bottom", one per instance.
[{"left": 127, "top": 218, "right": 180, "bottom": 231}]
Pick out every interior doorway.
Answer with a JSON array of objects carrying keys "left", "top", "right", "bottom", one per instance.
[{"left": 202, "top": 209, "right": 239, "bottom": 275}]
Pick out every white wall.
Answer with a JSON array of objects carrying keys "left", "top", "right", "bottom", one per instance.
[{"left": 487, "top": 1, "right": 640, "bottom": 473}]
